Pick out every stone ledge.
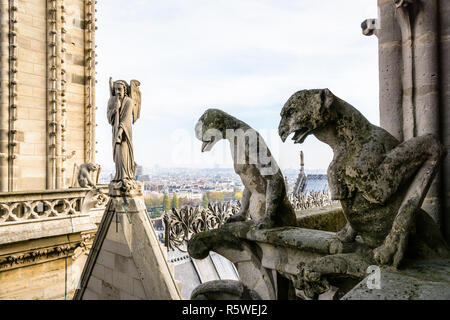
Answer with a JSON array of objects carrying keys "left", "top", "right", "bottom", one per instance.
[
  {"left": 342, "top": 259, "right": 450, "bottom": 300},
  {"left": 296, "top": 204, "right": 346, "bottom": 232},
  {"left": 0, "top": 214, "right": 98, "bottom": 245},
  {"left": 247, "top": 227, "right": 335, "bottom": 255}
]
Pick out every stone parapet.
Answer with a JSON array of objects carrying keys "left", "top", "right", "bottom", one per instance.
[{"left": 0, "top": 185, "right": 108, "bottom": 224}]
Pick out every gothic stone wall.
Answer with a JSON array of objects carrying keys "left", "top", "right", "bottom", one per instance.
[
  {"left": 0, "top": 232, "right": 94, "bottom": 300},
  {"left": 0, "top": 0, "right": 96, "bottom": 192},
  {"left": 377, "top": 0, "right": 450, "bottom": 241},
  {"left": 440, "top": 0, "right": 450, "bottom": 241}
]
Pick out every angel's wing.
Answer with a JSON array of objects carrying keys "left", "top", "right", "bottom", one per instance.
[
  {"left": 130, "top": 80, "right": 141, "bottom": 123},
  {"left": 109, "top": 77, "right": 114, "bottom": 96}
]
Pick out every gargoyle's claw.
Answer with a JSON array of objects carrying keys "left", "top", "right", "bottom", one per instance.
[
  {"left": 296, "top": 263, "right": 330, "bottom": 299},
  {"left": 373, "top": 244, "right": 395, "bottom": 266}
]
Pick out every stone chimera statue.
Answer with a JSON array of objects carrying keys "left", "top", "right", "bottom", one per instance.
[
  {"left": 195, "top": 109, "right": 296, "bottom": 229},
  {"left": 278, "top": 88, "right": 449, "bottom": 297}
]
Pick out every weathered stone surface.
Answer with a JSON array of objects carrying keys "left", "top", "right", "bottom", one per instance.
[
  {"left": 188, "top": 210, "right": 369, "bottom": 300},
  {"left": 439, "top": 0, "right": 450, "bottom": 243},
  {"left": 342, "top": 259, "right": 450, "bottom": 300},
  {"left": 279, "top": 88, "right": 448, "bottom": 263},
  {"left": 296, "top": 204, "right": 346, "bottom": 232},
  {"left": 188, "top": 224, "right": 277, "bottom": 300},
  {"left": 195, "top": 109, "right": 296, "bottom": 230}
]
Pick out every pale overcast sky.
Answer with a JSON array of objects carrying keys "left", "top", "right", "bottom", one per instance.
[{"left": 94, "top": 0, "right": 379, "bottom": 172}]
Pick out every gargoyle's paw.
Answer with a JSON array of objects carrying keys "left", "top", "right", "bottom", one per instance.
[
  {"left": 303, "top": 268, "right": 322, "bottom": 283},
  {"left": 373, "top": 244, "right": 396, "bottom": 266},
  {"left": 298, "top": 264, "right": 321, "bottom": 282},
  {"left": 226, "top": 214, "right": 247, "bottom": 223}
]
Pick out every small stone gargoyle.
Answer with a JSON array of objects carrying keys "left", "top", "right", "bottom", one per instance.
[
  {"left": 195, "top": 109, "right": 297, "bottom": 230},
  {"left": 278, "top": 88, "right": 449, "bottom": 298},
  {"left": 77, "top": 162, "right": 100, "bottom": 188}
]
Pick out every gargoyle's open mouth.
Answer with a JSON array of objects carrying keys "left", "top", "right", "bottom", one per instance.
[
  {"left": 201, "top": 136, "right": 216, "bottom": 152},
  {"left": 291, "top": 127, "right": 311, "bottom": 144}
]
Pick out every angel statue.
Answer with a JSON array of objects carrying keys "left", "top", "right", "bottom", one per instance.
[{"left": 107, "top": 77, "right": 141, "bottom": 192}]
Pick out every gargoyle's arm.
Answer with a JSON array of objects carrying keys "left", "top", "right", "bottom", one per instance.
[
  {"left": 85, "top": 170, "right": 95, "bottom": 187},
  {"left": 265, "top": 175, "right": 284, "bottom": 219},
  {"left": 374, "top": 150, "right": 443, "bottom": 267},
  {"left": 355, "top": 134, "right": 442, "bottom": 204},
  {"left": 239, "top": 188, "right": 251, "bottom": 215}
]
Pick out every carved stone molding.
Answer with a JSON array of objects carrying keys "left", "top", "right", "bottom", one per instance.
[
  {"left": 0, "top": 186, "right": 109, "bottom": 223},
  {"left": 0, "top": 230, "right": 96, "bottom": 272},
  {"left": 72, "top": 232, "right": 95, "bottom": 261},
  {"left": 84, "top": 0, "right": 97, "bottom": 163},
  {"left": 0, "top": 242, "right": 77, "bottom": 271}
]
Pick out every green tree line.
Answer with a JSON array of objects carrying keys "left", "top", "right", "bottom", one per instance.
[{"left": 145, "top": 189, "right": 243, "bottom": 216}]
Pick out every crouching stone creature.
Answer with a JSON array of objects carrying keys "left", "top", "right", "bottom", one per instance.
[
  {"left": 78, "top": 163, "right": 100, "bottom": 188},
  {"left": 278, "top": 88, "right": 449, "bottom": 298},
  {"left": 195, "top": 109, "right": 296, "bottom": 229}
]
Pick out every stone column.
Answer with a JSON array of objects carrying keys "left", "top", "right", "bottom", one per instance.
[
  {"left": 411, "top": 0, "right": 441, "bottom": 224},
  {"left": 84, "top": 0, "right": 96, "bottom": 164},
  {"left": 7, "top": 0, "right": 18, "bottom": 191},
  {"left": 0, "top": 2, "right": 10, "bottom": 191},
  {"left": 439, "top": 0, "right": 450, "bottom": 241},
  {"left": 377, "top": 0, "right": 404, "bottom": 142},
  {"left": 373, "top": 0, "right": 443, "bottom": 225},
  {"left": 46, "top": 0, "right": 58, "bottom": 189}
]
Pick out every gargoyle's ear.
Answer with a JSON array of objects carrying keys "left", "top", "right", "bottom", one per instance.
[{"left": 321, "top": 88, "right": 334, "bottom": 109}]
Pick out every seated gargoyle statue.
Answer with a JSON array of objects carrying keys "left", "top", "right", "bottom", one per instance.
[
  {"left": 78, "top": 162, "right": 100, "bottom": 188},
  {"left": 278, "top": 88, "right": 449, "bottom": 297},
  {"left": 195, "top": 109, "right": 297, "bottom": 229}
]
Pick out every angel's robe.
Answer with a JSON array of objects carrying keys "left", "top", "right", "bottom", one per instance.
[{"left": 107, "top": 95, "right": 136, "bottom": 181}]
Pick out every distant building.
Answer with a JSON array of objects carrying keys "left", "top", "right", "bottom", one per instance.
[
  {"left": 292, "top": 151, "right": 329, "bottom": 195},
  {"left": 292, "top": 151, "right": 307, "bottom": 196}
]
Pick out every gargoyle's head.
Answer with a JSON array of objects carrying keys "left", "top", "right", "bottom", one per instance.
[
  {"left": 85, "top": 163, "right": 99, "bottom": 171},
  {"left": 195, "top": 109, "right": 240, "bottom": 152},
  {"left": 278, "top": 88, "right": 334, "bottom": 144}
]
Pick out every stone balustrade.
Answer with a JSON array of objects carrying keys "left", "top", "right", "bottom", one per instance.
[
  {"left": 0, "top": 186, "right": 109, "bottom": 225},
  {"left": 163, "top": 202, "right": 241, "bottom": 252}
]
